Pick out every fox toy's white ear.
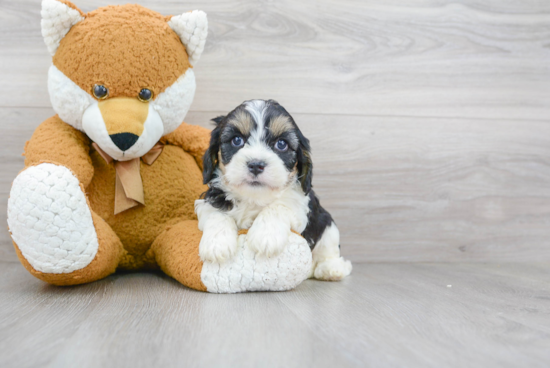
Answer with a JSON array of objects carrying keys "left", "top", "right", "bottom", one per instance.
[
  {"left": 41, "top": 0, "right": 84, "bottom": 56},
  {"left": 168, "top": 10, "right": 208, "bottom": 66}
]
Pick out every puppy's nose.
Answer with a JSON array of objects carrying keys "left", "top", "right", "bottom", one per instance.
[
  {"left": 248, "top": 161, "right": 266, "bottom": 176},
  {"left": 110, "top": 132, "right": 139, "bottom": 151}
]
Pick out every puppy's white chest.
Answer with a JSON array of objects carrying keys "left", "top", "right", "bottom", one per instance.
[{"left": 230, "top": 202, "right": 264, "bottom": 230}]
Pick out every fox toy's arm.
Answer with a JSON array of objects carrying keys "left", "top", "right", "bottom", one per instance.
[
  {"left": 24, "top": 115, "right": 94, "bottom": 187},
  {"left": 161, "top": 122, "right": 211, "bottom": 170}
]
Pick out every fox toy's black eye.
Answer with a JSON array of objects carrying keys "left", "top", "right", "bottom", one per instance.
[
  {"left": 138, "top": 88, "right": 153, "bottom": 102},
  {"left": 93, "top": 84, "right": 109, "bottom": 100},
  {"left": 231, "top": 136, "right": 244, "bottom": 147},
  {"left": 275, "top": 139, "right": 288, "bottom": 152}
]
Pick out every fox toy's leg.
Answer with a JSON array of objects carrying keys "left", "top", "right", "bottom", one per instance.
[
  {"left": 151, "top": 220, "right": 207, "bottom": 291},
  {"left": 8, "top": 163, "right": 124, "bottom": 286},
  {"left": 152, "top": 220, "right": 312, "bottom": 293}
]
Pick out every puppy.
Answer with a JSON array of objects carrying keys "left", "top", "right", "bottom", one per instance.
[{"left": 195, "top": 99, "right": 352, "bottom": 281}]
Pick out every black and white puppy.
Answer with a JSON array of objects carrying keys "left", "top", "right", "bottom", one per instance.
[{"left": 195, "top": 99, "right": 352, "bottom": 280}]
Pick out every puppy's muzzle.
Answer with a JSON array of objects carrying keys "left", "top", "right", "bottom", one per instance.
[
  {"left": 248, "top": 160, "right": 266, "bottom": 176},
  {"left": 99, "top": 97, "right": 149, "bottom": 152}
]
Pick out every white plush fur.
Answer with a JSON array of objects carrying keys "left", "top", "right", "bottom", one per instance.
[
  {"left": 311, "top": 223, "right": 352, "bottom": 281},
  {"left": 168, "top": 10, "right": 208, "bottom": 66},
  {"left": 7, "top": 163, "right": 99, "bottom": 273},
  {"left": 153, "top": 68, "right": 196, "bottom": 135},
  {"left": 48, "top": 65, "right": 95, "bottom": 131},
  {"left": 82, "top": 101, "right": 164, "bottom": 162},
  {"left": 200, "top": 232, "right": 311, "bottom": 293},
  {"left": 41, "top": 0, "right": 84, "bottom": 56}
]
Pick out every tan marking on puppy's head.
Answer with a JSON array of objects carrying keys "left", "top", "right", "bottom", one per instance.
[
  {"left": 269, "top": 115, "right": 293, "bottom": 136},
  {"left": 228, "top": 110, "right": 254, "bottom": 136}
]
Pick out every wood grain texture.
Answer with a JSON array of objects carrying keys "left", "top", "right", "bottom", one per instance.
[
  {"left": 2, "top": 108, "right": 549, "bottom": 263},
  {"left": 1, "top": 0, "right": 550, "bottom": 262},
  {"left": 0, "top": 263, "right": 548, "bottom": 368},
  {"left": 1, "top": 0, "right": 549, "bottom": 119}
]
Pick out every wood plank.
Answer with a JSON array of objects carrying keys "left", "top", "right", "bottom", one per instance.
[
  {"left": 276, "top": 263, "right": 550, "bottom": 368},
  {"left": 0, "top": 263, "right": 358, "bottom": 368},
  {"left": 2, "top": 108, "right": 550, "bottom": 262},
  {"left": 0, "top": 263, "right": 548, "bottom": 367},
  {"left": 0, "top": 0, "right": 549, "bottom": 120}
]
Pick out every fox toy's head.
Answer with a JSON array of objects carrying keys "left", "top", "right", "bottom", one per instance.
[{"left": 41, "top": 0, "right": 207, "bottom": 160}]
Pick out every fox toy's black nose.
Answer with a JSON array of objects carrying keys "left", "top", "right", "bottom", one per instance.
[
  {"left": 248, "top": 161, "right": 266, "bottom": 176},
  {"left": 110, "top": 133, "right": 139, "bottom": 151}
]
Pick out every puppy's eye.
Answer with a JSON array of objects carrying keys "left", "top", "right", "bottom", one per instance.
[
  {"left": 138, "top": 88, "right": 153, "bottom": 102},
  {"left": 275, "top": 139, "right": 288, "bottom": 152},
  {"left": 231, "top": 136, "right": 244, "bottom": 147},
  {"left": 93, "top": 84, "right": 109, "bottom": 100}
]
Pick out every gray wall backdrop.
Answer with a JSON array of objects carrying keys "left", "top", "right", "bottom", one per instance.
[{"left": 1, "top": 0, "right": 549, "bottom": 263}]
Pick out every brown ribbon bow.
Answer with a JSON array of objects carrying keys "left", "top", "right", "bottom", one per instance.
[{"left": 92, "top": 142, "right": 164, "bottom": 215}]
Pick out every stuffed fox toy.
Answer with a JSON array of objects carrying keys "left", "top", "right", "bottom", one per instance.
[{"left": 7, "top": 0, "right": 311, "bottom": 293}]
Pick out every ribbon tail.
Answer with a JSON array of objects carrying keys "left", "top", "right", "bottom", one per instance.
[
  {"left": 114, "top": 173, "right": 140, "bottom": 215},
  {"left": 113, "top": 159, "right": 145, "bottom": 215}
]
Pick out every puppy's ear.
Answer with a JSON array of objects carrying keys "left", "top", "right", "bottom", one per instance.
[
  {"left": 296, "top": 130, "right": 313, "bottom": 194},
  {"left": 211, "top": 115, "right": 225, "bottom": 126},
  {"left": 203, "top": 124, "right": 221, "bottom": 184}
]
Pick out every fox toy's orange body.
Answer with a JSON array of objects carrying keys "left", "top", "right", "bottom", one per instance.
[
  {"left": 9, "top": 1, "right": 211, "bottom": 290},
  {"left": 18, "top": 115, "right": 209, "bottom": 291}
]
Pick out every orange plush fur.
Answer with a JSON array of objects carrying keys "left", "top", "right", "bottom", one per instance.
[
  {"left": 12, "top": 2, "right": 210, "bottom": 290},
  {"left": 53, "top": 5, "right": 189, "bottom": 99}
]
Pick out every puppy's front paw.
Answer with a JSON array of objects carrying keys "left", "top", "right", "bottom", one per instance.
[
  {"left": 199, "top": 225, "right": 238, "bottom": 263},
  {"left": 245, "top": 219, "right": 290, "bottom": 258}
]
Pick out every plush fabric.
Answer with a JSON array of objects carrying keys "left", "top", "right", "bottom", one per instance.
[
  {"left": 200, "top": 230, "right": 312, "bottom": 293},
  {"left": 8, "top": 163, "right": 99, "bottom": 274},
  {"left": 85, "top": 123, "right": 208, "bottom": 269},
  {"left": 24, "top": 115, "right": 94, "bottom": 186},
  {"left": 151, "top": 220, "right": 207, "bottom": 292},
  {"left": 153, "top": 69, "right": 197, "bottom": 134},
  {"left": 41, "top": 0, "right": 84, "bottom": 55},
  {"left": 167, "top": 11, "right": 208, "bottom": 66},
  {"left": 13, "top": 210, "right": 125, "bottom": 286},
  {"left": 53, "top": 4, "right": 190, "bottom": 99},
  {"left": 47, "top": 64, "right": 96, "bottom": 130},
  {"left": 7, "top": 0, "right": 312, "bottom": 293}
]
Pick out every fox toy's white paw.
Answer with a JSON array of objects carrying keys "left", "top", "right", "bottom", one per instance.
[
  {"left": 312, "top": 257, "right": 352, "bottom": 281},
  {"left": 199, "top": 222, "right": 238, "bottom": 263},
  {"left": 245, "top": 218, "right": 290, "bottom": 258},
  {"left": 7, "top": 163, "right": 99, "bottom": 274}
]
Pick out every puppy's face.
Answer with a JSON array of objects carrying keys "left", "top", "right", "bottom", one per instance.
[{"left": 204, "top": 100, "right": 312, "bottom": 196}]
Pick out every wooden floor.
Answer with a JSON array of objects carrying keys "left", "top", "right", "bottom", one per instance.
[
  {"left": 1, "top": 0, "right": 550, "bottom": 367},
  {"left": 0, "top": 262, "right": 548, "bottom": 368}
]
